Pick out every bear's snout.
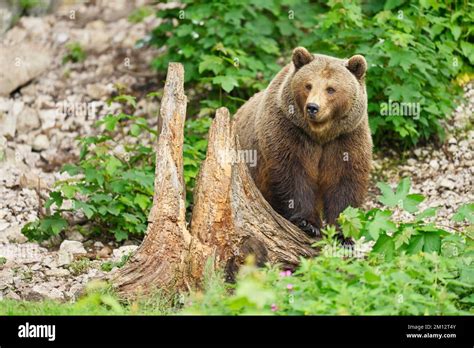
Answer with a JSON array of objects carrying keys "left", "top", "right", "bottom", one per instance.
[{"left": 306, "top": 103, "right": 320, "bottom": 119}]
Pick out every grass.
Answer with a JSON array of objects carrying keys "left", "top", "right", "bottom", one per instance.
[{"left": 0, "top": 281, "right": 178, "bottom": 316}]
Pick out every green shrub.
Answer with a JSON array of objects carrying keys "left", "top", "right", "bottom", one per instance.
[
  {"left": 62, "top": 42, "right": 87, "bottom": 64},
  {"left": 184, "top": 242, "right": 473, "bottom": 315},
  {"left": 22, "top": 95, "right": 211, "bottom": 242},
  {"left": 149, "top": 0, "right": 473, "bottom": 147},
  {"left": 336, "top": 181, "right": 473, "bottom": 260},
  {"left": 101, "top": 253, "right": 132, "bottom": 272},
  {"left": 183, "top": 184, "right": 474, "bottom": 315}
]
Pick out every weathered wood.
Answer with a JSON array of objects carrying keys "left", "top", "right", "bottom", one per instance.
[
  {"left": 189, "top": 108, "right": 318, "bottom": 281},
  {"left": 112, "top": 63, "right": 193, "bottom": 295},
  {"left": 187, "top": 108, "right": 234, "bottom": 280},
  {"left": 112, "top": 63, "right": 318, "bottom": 297}
]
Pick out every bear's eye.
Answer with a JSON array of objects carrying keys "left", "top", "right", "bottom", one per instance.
[
  {"left": 326, "top": 87, "right": 336, "bottom": 95},
  {"left": 305, "top": 83, "right": 312, "bottom": 91}
]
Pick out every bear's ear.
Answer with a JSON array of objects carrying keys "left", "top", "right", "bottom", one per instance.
[
  {"left": 292, "top": 47, "right": 313, "bottom": 70},
  {"left": 346, "top": 55, "right": 367, "bottom": 80}
]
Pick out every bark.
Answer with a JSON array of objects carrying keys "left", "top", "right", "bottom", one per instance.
[
  {"left": 112, "top": 63, "right": 318, "bottom": 297},
  {"left": 111, "top": 63, "right": 193, "bottom": 295}
]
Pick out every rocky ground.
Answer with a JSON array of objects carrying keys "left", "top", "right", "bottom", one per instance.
[
  {"left": 365, "top": 83, "right": 474, "bottom": 228},
  {"left": 0, "top": 1, "right": 472, "bottom": 303},
  {"left": 0, "top": 0, "right": 161, "bottom": 301}
]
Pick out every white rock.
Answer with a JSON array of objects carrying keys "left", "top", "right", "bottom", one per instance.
[
  {"left": 19, "top": 172, "right": 40, "bottom": 190},
  {"left": 56, "top": 32, "right": 69, "bottom": 44},
  {"left": 65, "top": 230, "right": 85, "bottom": 242},
  {"left": 38, "top": 109, "right": 57, "bottom": 129},
  {"left": 45, "top": 268, "right": 70, "bottom": 277},
  {"left": 57, "top": 250, "right": 72, "bottom": 267},
  {"left": 429, "top": 159, "right": 440, "bottom": 171},
  {"left": 16, "top": 106, "right": 41, "bottom": 133},
  {"left": 86, "top": 83, "right": 109, "bottom": 100},
  {"left": 0, "top": 225, "right": 27, "bottom": 244},
  {"left": 0, "top": 42, "right": 52, "bottom": 96},
  {"left": 59, "top": 240, "right": 86, "bottom": 255},
  {"left": 0, "top": 269, "right": 14, "bottom": 289},
  {"left": 112, "top": 245, "right": 138, "bottom": 261},
  {"left": 32, "top": 134, "right": 50, "bottom": 151},
  {"left": 29, "top": 284, "right": 64, "bottom": 301},
  {"left": 439, "top": 178, "right": 455, "bottom": 190},
  {"left": 5, "top": 290, "right": 20, "bottom": 300},
  {"left": 0, "top": 99, "right": 20, "bottom": 138}
]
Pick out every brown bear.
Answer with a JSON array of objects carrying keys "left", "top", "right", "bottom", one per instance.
[{"left": 233, "top": 47, "right": 372, "bottom": 237}]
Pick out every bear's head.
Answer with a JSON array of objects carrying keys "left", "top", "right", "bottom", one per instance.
[{"left": 288, "top": 47, "right": 367, "bottom": 143}]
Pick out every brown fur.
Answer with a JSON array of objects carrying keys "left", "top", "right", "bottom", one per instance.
[{"left": 234, "top": 47, "right": 372, "bottom": 234}]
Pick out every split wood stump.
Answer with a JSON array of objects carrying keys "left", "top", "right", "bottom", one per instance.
[{"left": 111, "top": 63, "right": 318, "bottom": 297}]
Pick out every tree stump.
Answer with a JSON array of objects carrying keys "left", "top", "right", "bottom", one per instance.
[{"left": 112, "top": 63, "right": 318, "bottom": 297}]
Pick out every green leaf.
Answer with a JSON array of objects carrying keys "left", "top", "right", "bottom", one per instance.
[
  {"left": 212, "top": 75, "right": 239, "bottom": 93},
  {"left": 395, "top": 178, "right": 410, "bottom": 199},
  {"left": 451, "top": 25, "right": 461, "bottom": 40},
  {"left": 134, "top": 194, "right": 150, "bottom": 211},
  {"left": 377, "top": 179, "right": 424, "bottom": 213},
  {"left": 372, "top": 234, "right": 395, "bottom": 260},
  {"left": 61, "top": 185, "right": 77, "bottom": 199},
  {"left": 376, "top": 182, "right": 398, "bottom": 208},
  {"left": 422, "top": 232, "right": 441, "bottom": 253},
  {"left": 393, "top": 226, "right": 416, "bottom": 249},
  {"left": 406, "top": 235, "right": 424, "bottom": 254},
  {"left": 74, "top": 200, "right": 95, "bottom": 219},
  {"left": 46, "top": 191, "right": 63, "bottom": 210},
  {"left": 112, "top": 95, "right": 137, "bottom": 108},
  {"left": 337, "top": 206, "right": 362, "bottom": 239},
  {"left": 452, "top": 203, "right": 474, "bottom": 223},
  {"left": 415, "top": 207, "right": 437, "bottom": 222},
  {"left": 384, "top": 0, "right": 406, "bottom": 10},
  {"left": 107, "top": 204, "right": 122, "bottom": 216},
  {"left": 199, "top": 55, "right": 224, "bottom": 75},
  {"left": 402, "top": 194, "right": 424, "bottom": 213},
  {"left": 363, "top": 270, "right": 381, "bottom": 284},
  {"left": 106, "top": 156, "right": 123, "bottom": 175},
  {"left": 130, "top": 124, "right": 141, "bottom": 137},
  {"left": 367, "top": 210, "right": 396, "bottom": 241},
  {"left": 113, "top": 229, "right": 128, "bottom": 242},
  {"left": 101, "top": 115, "right": 119, "bottom": 132},
  {"left": 85, "top": 168, "right": 105, "bottom": 186},
  {"left": 123, "top": 213, "right": 140, "bottom": 224},
  {"left": 61, "top": 164, "right": 81, "bottom": 176}
]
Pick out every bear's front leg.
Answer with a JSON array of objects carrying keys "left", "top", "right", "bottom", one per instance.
[
  {"left": 281, "top": 178, "right": 322, "bottom": 238},
  {"left": 323, "top": 175, "right": 367, "bottom": 244}
]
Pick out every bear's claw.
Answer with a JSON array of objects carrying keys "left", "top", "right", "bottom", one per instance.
[{"left": 292, "top": 218, "right": 320, "bottom": 237}]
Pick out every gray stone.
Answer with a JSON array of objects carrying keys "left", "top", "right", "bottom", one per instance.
[
  {"left": 57, "top": 250, "right": 72, "bottom": 267},
  {"left": 0, "top": 43, "right": 52, "bottom": 96},
  {"left": 439, "top": 178, "right": 455, "bottom": 190},
  {"left": 0, "top": 99, "right": 23, "bottom": 138},
  {"left": 38, "top": 109, "right": 57, "bottom": 129},
  {"left": 16, "top": 106, "right": 41, "bottom": 133},
  {"left": 429, "top": 159, "right": 440, "bottom": 171},
  {"left": 28, "top": 283, "right": 64, "bottom": 301},
  {"left": 59, "top": 240, "right": 86, "bottom": 255},
  {"left": 65, "top": 230, "right": 85, "bottom": 242},
  {"left": 32, "top": 134, "right": 50, "bottom": 151}
]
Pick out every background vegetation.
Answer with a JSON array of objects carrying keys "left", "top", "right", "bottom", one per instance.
[{"left": 150, "top": 0, "right": 473, "bottom": 147}]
